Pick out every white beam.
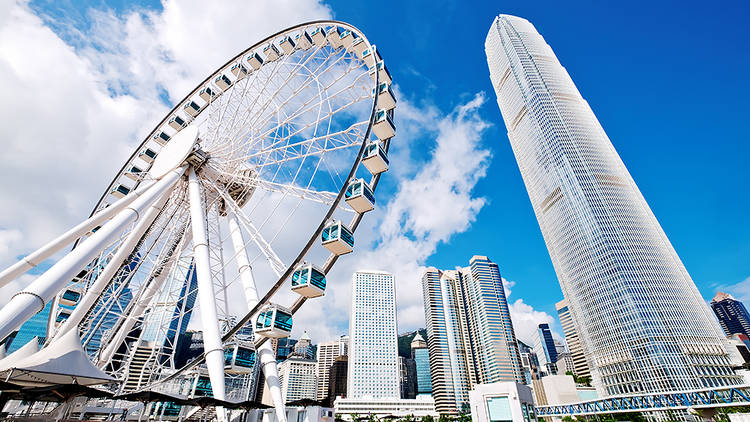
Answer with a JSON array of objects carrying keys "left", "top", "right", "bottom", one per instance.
[
  {"left": 187, "top": 167, "right": 226, "bottom": 421},
  {"left": 227, "top": 213, "right": 287, "bottom": 422},
  {"left": 0, "top": 167, "right": 184, "bottom": 344},
  {"left": 0, "top": 179, "right": 158, "bottom": 288}
]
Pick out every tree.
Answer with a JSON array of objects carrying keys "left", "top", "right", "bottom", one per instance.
[{"left": 421, "top": 415, "right": 435, "bottom": 422}]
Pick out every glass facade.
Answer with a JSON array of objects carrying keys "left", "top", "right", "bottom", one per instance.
[
  {"left": 413, "top": 347, "right": 432, "bottom": 394},
  {"left": 556, "top": 298, "right": 591, "bottom": 377},
  {"left": 711, "top": 292, "right": 750, "bottom": 337},
  {"left": 6, "top": 301, "right": 51, "bottom": 353},
  {"left": 486, "top": 15, "right": 740, "bottom": 395}
]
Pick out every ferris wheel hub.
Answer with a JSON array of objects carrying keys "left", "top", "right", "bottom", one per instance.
[{"left": 149, "top": 125, "right": 199, "bottom": 178}]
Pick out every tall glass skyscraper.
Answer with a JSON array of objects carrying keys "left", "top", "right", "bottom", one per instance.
[
  {"left": 486, "top": 14, "right": 740, "bottom": 395},
  {"left": 556, "top": 298, "right": 591, "bottom": 377},
  {"left": 347, "top": 270, "right": 400, "bottom": 399},
  {"left": 421, "top": 256, "right": 523, "bottom": 414},
  {"left": 711, "top": 292, "right": 750, "bottom": 338},
  {"left": 411, "top": 333, "right": 432, "bottom": 395},
  {"left": 533, "top": 323, "right": 558, "bottom": 376}
]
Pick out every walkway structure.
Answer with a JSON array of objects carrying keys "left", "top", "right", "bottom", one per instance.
[{"left": 535, "top": 385, "right": 750, "bottom": 417}]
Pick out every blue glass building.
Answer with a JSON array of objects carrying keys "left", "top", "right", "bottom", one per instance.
[
  {"left": 411, "top": 333, "right": 432, "bottom": 395},
  {"left": 711, "top": 292, "right": 750, "bottom": 338},
  {"left": 533, "top": 323, "right": 558, "bottom": 376},
  {"left": 5, "top": 302, "right": 52, "bottom": 353}
]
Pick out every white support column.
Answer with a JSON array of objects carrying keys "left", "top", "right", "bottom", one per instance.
[
  {"left": 227, "top": 213, "right": 287, "bottom": 422},
  {"left": 187, "top": 168, "right": 226, "bottom": 420},
  {"left": 0, "top": 179, "right": 158, "bottom": 288},
  {"left": 55, "top": 194, "right": 170, "bottom": 339},
  {"left": 0, "top": 167, "right": 185, "bottom": 343}
]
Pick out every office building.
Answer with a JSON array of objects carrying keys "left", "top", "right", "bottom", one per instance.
[
  {"left": 5, "top": 302, "right": 51, "bottom": 353},
  {"left": 517, "top": 340, "right": 538, "bottom": 384},
  {"left": 316, "top": 335, "right": 348, "bottom": 401},
  {"left": 411, "top": 333, "right": 432, "bottom": 395},
  {"left": 421, "top": 256, "right": 523, "bottom": 414},
  {"left": 486, "top": 14, "right": 739, "bottom": 395},
  {"left": 533, "top": 324, "right": 558, "bottom": 376},
  {"left": 347, "top": 270, "right": 400, "bottom": 399},
  {"left": 279, "top": 356, "right": 318, "bottom": 402},
  {"left": 712, "top": 292, "right": 750, "bottom": 337},
  {"left": 399, "top": 356, "right": 417, "bottom": 399},
  {"left": 327, "top": 355, "right": 348, "bottom": 406},
  {"left": 294, "top": 331, "right": 313, "bottom": 359},
  {"left": 556, "top": 299, "right": 591, "bottom": 377}
]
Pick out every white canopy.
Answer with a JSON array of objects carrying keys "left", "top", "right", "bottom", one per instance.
[
  {"left": 0, "top": 330, "right": 116, "bottom": 386},
  {"left": 0, "top": 336, "right": 40, "bottom": 372}
]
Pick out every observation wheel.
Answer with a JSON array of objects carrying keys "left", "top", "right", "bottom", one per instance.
[{"left": 0, "top": 20, "right": 395, "bottom": 421}]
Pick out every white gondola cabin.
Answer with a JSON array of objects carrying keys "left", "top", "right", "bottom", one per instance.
[
  {"left": 111, "top": 184, "right": 131, "bottom": 199},
  {"left": 339, "top": 30, "right": 354, "bottom": 49},
  {"left": 199, "top": 86, "right": 218, "bottom": 102},
  {"left": 373, "top": 109, "right": 396, "bottom": 140},
  {"left": 373, "top": 82, "right": 396, "bottom": 111},
  {"left": 231, "top": 63, "right": 248, "bottom": 79},
  {"left": 321, "top": 220, "right": 354, "bottom": 255},
  {"left": 362, "top": 141, "right": 389, "bottom": 175},
  {"left": 247, "top": 52, "right": 264, "bottom": 70},
  {"left": 168, "top": 115, "right": 186, "bottom": 131},
  {"left": 125, "top": 165, "right": 143, "bottom": 181},
  {"left": 279, "top": 36, "right": 296, "bottom": 54},
  {"left": 55, "top": 309, "right": 71, "bottom": 327},
  {"left": 349, "top": 38, "right": 367, "bottom": 57},
  {"left": 326, "top": 27, "right": 344, "bottom": 49},
  {"left": 361, "top": 45, "right": 381, "bottom": 68},
  {"left": 310, "top": 27, "right": 326, "bottom": 46},
  {"left": 224, "top": 342, "right": 256, "bottom": 374},
  {"left": 184, "top": 101, "right": 202, "bottom": 117},
  {"left": 152, "top": 131, "right": 170, "bottom": 146},
  {"left": 215, "top": 74, "right": 232, "bottom": 91},
  {"left": 369, "top": 60, "right": 392, "bottom": 84},
  {"left": 263, "top": 43, "right": 280, "bottom": 61},
  {"left": 295, "top": 31, "right": 313, "bottom": 50},
  {"left": 291, "top": 263, "right": 326, "bottom": 298},
  {"left": 138, "top": 148, "right": 157, "bottom": 164},
  {"left": 59, "top": 286, "right": 84, "bottom": 307},
  {"left": 345, "top": 178, "right": 376, "bottom": 213},
  {"left": 255, "top": 304, "right": 293, "bottom": 338}
]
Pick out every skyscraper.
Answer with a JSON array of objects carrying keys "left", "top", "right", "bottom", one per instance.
[
  {"left": 556, "top": 299, "right": 591, "bottom": 378},
  {"left": 486, "top": 15, "right": 740, "bottom": 395},
  {"left": 421, "top": 256, "right": 523, "bottom": 414},
  {"left": 712, "top": 292, "right": 750, "bottom": 337},
  {"left": 411, "top": 333, "right": 432, "bottom": 395},
  {"left": 316, "top": 335, "right": 348, "bottom": 401},
  {"left": 533, "top": 323, "right": 558, "bottom": 376},
  {"left": 278, "top": 356, "right": 318, "bottom": 402},
  {"left": 347, "top": 270, "right": 400, "bottom": 399}
]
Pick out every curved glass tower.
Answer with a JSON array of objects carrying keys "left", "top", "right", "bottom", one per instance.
[{"left": 485, "top": 14, "right": 740, "bottom": 395}]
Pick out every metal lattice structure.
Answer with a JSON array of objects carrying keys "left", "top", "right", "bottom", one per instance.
[{"left": 0, "top": 20, "right": 395, "bottom": 421}]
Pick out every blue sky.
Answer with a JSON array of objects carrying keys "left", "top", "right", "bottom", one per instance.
[{"left": 3, "top": 0, "right": 748, "bottom": 341}]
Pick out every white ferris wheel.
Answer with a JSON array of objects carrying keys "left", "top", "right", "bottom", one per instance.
[{"left": 0, "top": 20, "right": 395, "bottom": 419}]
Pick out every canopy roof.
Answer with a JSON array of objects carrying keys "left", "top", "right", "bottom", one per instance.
[
  {"left": 0, "top": 336, "right": 40, "bottom": 372},
  {"left": 0, "top": 330, "right": 115, "bottom": 386}
]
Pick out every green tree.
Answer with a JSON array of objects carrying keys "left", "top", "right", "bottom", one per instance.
[{"left": 421, "top": 415, "right": 435, "bottom": 422}]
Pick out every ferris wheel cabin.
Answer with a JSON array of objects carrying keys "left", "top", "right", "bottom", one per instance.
[
  {"left": 369, "top": 60, "right": 392, "bottom": 84},
  {"left": 224, "top": 341, "right": 256, "bottom": 374},
  {"left": 345, "top": 178, "right": 376, "bottom": 213},
  {"left": 339, "top": 30, "right": 354, "bottom": 49},
  {"left": 349, "top": 37, "right": 367, "bottom": 57},
  {"left": 362, "top": 45, "right": 382, "bottom": 68},
  {"left": 279, "top": 36, "right": 296, "bottom": 54},
  {"left": 291, "top": 263, "right": 326, "bottom": 298},
  {"left": 58, "top": 285, "right": 84, "bottom": 307},
  {"left": 215, "top": 74, "right": 232, "bottom": 91},
  {"left": 110, "top": 184, "right": 131, "bottom": 199},
  {"left": 295, "top": 31, "right": 313, "bottom": 50},
  {"left": 199, "top": 86, "right": 218, "bottom": 102},
  {"left": 362, "top": 140, "right": 389, "bottom": 175},
  {"left": 310, "top": 27, "right": 326, "bottom": 46},
  {"left": 168, "top": 115, "right": 187, "bottom": 131},
  {"left": 326, "top": 27, "right": 344, "bottom": 49},
  {"left": 184, "top": 100, "right": 203, "bottom": 118},
  {"left": 152, "top": 131, "right": 171, "bottom": 146},
  {"left": 247, "top": 52, "right": 264, "bottom": 70},
  {"left": 373, "top": 109, "right": 396, "bottom": 140},
  {"left": 231, "top": 63, "right": 248, "bottom": 79},
  {"left": 255, "top": 305, "right": 293, "bottom": 338},
  {"left": 125, "top": 165, "right": 143, "bottom": 181},
  {"left": 373, "top": 82, "right": 396, "bottom": 111},
  {"left": 321, "top": 220, "right": 354, "bottom": 255},
  {"left": 138, "top": 147, "right": 158, "bottom": 164},
  {"left": 263, "top": 43, "right": 281, "bottom": 61}
]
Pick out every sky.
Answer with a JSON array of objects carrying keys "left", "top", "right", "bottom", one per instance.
[{"left": 0, "top": 0, "right": 748, "bottom": 346}]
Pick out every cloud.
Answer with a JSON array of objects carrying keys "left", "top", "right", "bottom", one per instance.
[
  {"left": 508, "top": 298, "right": 557, "bottom": 345},
  {"left": 715, "top": 276, "right": 750, "bottom": 304}
]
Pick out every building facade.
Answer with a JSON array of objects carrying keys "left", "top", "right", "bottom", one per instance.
[
  {"left": 316, "top": 335, "right": 348, "bottom": 401},
  {"left": 411, "top": 333, "right": 432, "bottom": 395},
  {"left": 533, "top": 323, "right": 558, "bottom": 376},
  {"left": 556, "top": 299, "right": 591, "bottom": 377},
  {"left": 279, "top": 357, "right": 318, "bottom": 402},
  {"left": 712, "top": 292, "right": 750, "bottom": 338},
  {"left": 486, "top": 14, "right": 740, "bottom": 395},
  {"left": 347, "top": 270, "right": 400, "bottom": 399},
  {"left": 327, "top": 355, "right": 348, "bottom": 406},
  {"left": 421, "top": 256, "right": 523, "bottom": 414}
]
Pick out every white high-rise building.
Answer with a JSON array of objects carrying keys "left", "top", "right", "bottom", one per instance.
[
  {"left": 556, "top": 299, "right": 590, "bottom": 378},
  {"left": 347, "top": 270, "right": 400, "bottom": 399},
  {"left": 486, "top": 14, "right": 741, "bottom": 396},
  {"left": 316, "top": 335, "right": 349, "bottom": 400},
  {"left": 278, "top": 356, "right": 318, "bottom": 402}
]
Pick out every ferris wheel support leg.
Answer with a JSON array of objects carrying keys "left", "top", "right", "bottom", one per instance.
[
  {"left": 54, "top": 194, "right": 171, "bottom": 340},
  {"left": 0, "top": 167, "right": 185, "bottom": 344},
  {"left": 187, "top": 168, "right": 227, "bottom": 420},
  {"left": 0, "top": 179, "right": 159, "bottom": 288},
  {"left": 227, "top": 214, "right": 287, "bottom": 422}
]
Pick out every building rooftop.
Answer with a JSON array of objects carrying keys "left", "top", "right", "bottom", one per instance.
[{"left": 713, "top": 291, "right": 736, "bottom": 303}]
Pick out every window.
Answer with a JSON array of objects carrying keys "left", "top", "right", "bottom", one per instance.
[{"left": 486, "top": 396, "right": 512, "bottom": 422}]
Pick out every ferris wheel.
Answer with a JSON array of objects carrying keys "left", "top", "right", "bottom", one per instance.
[{"left": 0, "top": 20, "right": 394, "bottom": 419}]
